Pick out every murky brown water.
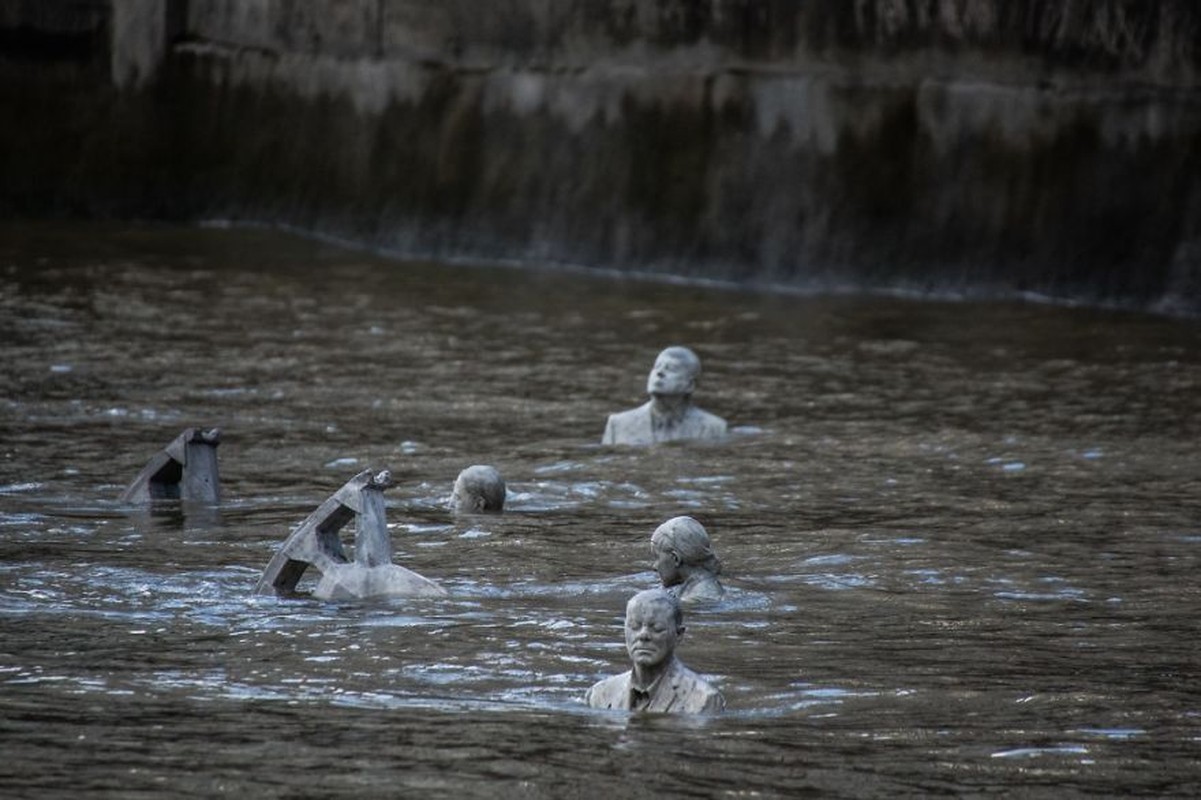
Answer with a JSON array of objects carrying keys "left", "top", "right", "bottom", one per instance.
[{"left": 1, "top": 222, "right": 1199, "bottom": 797}]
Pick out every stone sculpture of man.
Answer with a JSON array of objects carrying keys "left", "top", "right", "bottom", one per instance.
[
  {"left": 585, "top": 588, "right": 725, "bottom": 714},
  {"left": 601, "top": 346, "right": 727, "bottom": 445},
  {"left": 450, "top": 464, "right": 506, "bottom": 514},
  {"left": 651, "top": 516, "right": 724, "bottom": 605}
]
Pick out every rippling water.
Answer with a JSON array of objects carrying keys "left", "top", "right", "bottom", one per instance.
[{"left": 1, "top": 222, "right": 1199, "bottom": 797}]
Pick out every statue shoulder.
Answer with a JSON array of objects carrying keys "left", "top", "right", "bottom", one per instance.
[
  {"left": 586, "top": 671, "right": 631, "bottom": 709},
  {"left": 609, "top": 402, "right": 652, "bottom": 424},
  {"left": 670, "top": 660, "right": 726, "bottom": 713},
  {"left": 602, "top": 402, "right": 654, "bottom": 445},
  {"left": 686, "top": 406, "right": 728, "bottom": 437}
]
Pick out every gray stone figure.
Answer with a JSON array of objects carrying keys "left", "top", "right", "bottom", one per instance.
[
  {"left": 450, "top": 464, "right": 506, "bottom": 513},
  {"left": 119, "top": 427, "right": 222, "bottom": 503},
  {"left": 254, "top": 469, "right": 446, "bottom": 600},
  {"left": 585, "top": 588, "right": 725, "bottom": 714},
  {"left": 651, "top": 516, "right": 724, "bottom": 605},
  {"left": 602, "top": 346, "right": 727, "bottom": 445}
]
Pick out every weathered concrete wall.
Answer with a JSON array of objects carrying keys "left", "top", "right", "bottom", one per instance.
[
  {"left": 2, "top": 1, "right": 1200, "bottom": 312},
  {"left": 182, "top": 0, "right": 1201, "bottom": 81}
]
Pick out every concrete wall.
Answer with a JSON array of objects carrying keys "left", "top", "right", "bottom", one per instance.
[
  {"left": 2, "top": 1, "right": 1200, "bottom": 312},
  {"left": 183, "top": 1, "right": 1201, "bottom": 81}
]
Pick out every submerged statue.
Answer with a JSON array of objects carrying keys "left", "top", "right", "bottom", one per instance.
[
  {"left": 450, "top": 465, "right": 506, "bottom": 514},
  {"left": 585, "top": 588, "right": 725, "bottom": 714},
  {"left": 602, "top": 346, "right": 727, "bottom": 445},
  {"left": 254, "top": 469, "right": 446, "bottom": 600},
  {"left": 120, "top": 427, "right": 222, "bottom": 503},
  {"left": 651, "top": 516, "right": 724, "bottom": 605}
]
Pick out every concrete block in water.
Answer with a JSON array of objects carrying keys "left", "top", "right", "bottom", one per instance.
[
  {"left": 255, "top": 468, "right": 445, "bottom": 599},
  {"left": 119, "top": 427, "right": 222, "bottom": 504}
]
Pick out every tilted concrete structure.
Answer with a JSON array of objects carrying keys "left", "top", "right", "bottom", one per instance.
[
  {"left": 120, "top": 427, "right": 222, "bottom": 504},
  {"left": 255, "top": 469, "right": 446, "bottom": 599}
]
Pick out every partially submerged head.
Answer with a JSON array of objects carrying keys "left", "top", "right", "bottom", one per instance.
[
  {"left": 451, "top": 464, "right": 506, "bottom": 513},
  {"left": 646, "top": 346, "right": 701, "bottom": 397},
  {"left": 651, "top": 515, "right": 722, "bottom": 587},
  {"left": 623, "top": 588, "right": 685, "bottom": 669}
]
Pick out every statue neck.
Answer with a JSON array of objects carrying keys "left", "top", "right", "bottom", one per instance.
[{"left": 649, "top": 393, "right": 691, "bottom": 424}]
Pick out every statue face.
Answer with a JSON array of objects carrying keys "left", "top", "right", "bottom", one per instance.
[
  {"left": 646, "top": 350, "right": 695, "bottom": 396},
  {"left": 652, "top": 542, "right": 682, "bottom": 587},
  {"left": 450, "top": 476, "right": 483, "bottom": 513},
  {"left": 624, "top": 596, "right": 681, "bottom": 669}
]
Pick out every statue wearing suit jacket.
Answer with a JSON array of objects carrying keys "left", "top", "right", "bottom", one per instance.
[
  {"left": 602, "top": 346, "right": 727, "bottom": 446},
  {"left": 585, "top": 588, "right": 725, "bottom": 714}
]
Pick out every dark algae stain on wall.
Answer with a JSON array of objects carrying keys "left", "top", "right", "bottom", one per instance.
[{"left": 1, "top": 1, "right": 1199, "bottom": 312}]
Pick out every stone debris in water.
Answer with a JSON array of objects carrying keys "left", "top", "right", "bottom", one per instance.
[
  {"left": 119, "top": 427, "right": 222, "bottom": 504},
  {"left": 255, "top": 468, "right": 445, "bottom": 600}
]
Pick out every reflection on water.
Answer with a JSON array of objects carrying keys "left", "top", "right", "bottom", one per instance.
[{"left": 1, "top": 222, "right": 1199, "bottom": 796}]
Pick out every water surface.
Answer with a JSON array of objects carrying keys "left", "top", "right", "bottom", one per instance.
[{"left": 1, "top": 223, "right": 1199, "bottom": 797}]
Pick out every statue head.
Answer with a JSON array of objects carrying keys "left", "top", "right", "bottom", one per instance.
[
  {"left": 646, "top": 346, "right": 701, "bottom": 397},
  {"left": 651, "top": 515, "right": 722, "bottom": 587},
  {"left": 623, "top": 588, "right": 685, "bottom": 669},
  {"left": 451, "top": 465, "right": 506, "bottom": 513}
]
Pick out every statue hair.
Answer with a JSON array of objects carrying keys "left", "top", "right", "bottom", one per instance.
[
  {"left": 651, "top": 516, "right": 722, "bottom": 576},
  {"left": 659, "top": 346, "right": 701, "bottom": 380},
  {"left": 455, "top": 465, "right": 506, "bottom": 511},
  {"left": 627, "top": 587, "right": 684, "bottom": 629}
]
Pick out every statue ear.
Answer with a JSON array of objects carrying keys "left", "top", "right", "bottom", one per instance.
[{"left": 671, "top": 551, "right": 682, "bottom": 566}]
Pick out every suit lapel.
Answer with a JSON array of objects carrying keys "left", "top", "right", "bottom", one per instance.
[{"left": 649, "top": 659, "right": 683, "bottom": 712}]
